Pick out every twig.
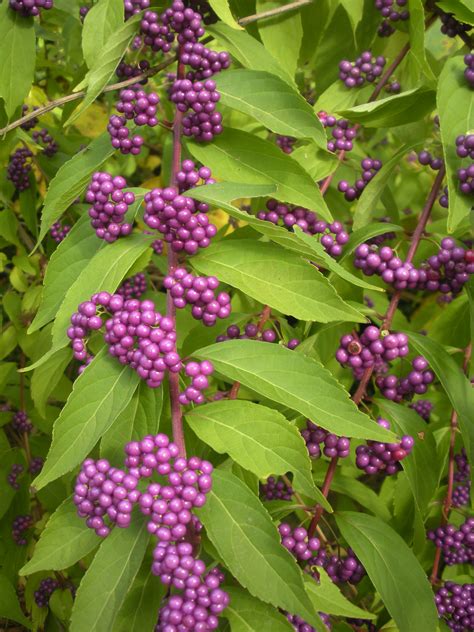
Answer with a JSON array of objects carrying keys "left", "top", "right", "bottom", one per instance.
[
  {"left": 238, "top": 0, "right": 312, "bottom": 26},
  {"left": 430, "top": 342, "right": 472, "bottom": 584}
]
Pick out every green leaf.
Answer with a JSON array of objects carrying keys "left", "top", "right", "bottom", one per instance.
[
  {"left": 437, "top": 0, "right": 474, "bottom": 24},
  {"left": 209, "top": 0, "right": 243, "bottom": 29},
  {"left": 0, "top": 573, "right": 32, "bottom": 629},
  {"left": 197, "top": 469, "right": 322, "bottom": 630},
  {"left": 185, "top": 400, "right": 329, "bottom": 507},
  {"left": 20, "top": 499, "right": 98, "bottom": 575},
  {"left": 192, "top": 239, "right": 366, "bottom": 323},
  {"left": 82, "top": 0, "right": 124, "bottom": 70},
  {"left": 407, "top": 332, "right": 474, "bottom": 489},
  {"left": 407, "top": 0, "right": 435, "bottom": 82},
  {"left": 215, "top": 70, "right": 326, "bottom": 147},
  {"left": 207, "top": 22, "right": 296, "bottom": 87},
  {"left": 70, "top": 514, "right": 149, "bottom": 632},
  {"left": 195, "top": 340, "right": 396, "bottom": 441},
  {"left": 437, "top": 56, "right": 474, "bottom": 232},
  {"left": 0, "top": 2, "right": 36, "bottom": 118},
  {"left": 338, "top": 222, "right": 403, "bottom": 264},
  {"left": 38, "top": 134, "right": 116, "bottom": 243},
  {"left": 0, "top": 209, "right": 20, "bottom": 247},
  {"left": 101, "top": 382, "right": 163, "bottom": 463},
  {"left": 336, "top": 512, "right": 439, "bottom": 632},
  {"left": 186, "top": 128, "right": 332, "bottom": 221},
  {"left": 30, "top": 216, "right": 104, "bottom": 333},
  {"left": 33, "top": 349, "right": 140, "bottom": 491},
  {"left": 114, "top": 561, "right": 165, "bottom": 632},
  {"left": 224, "top": 586, "right": 294, "bottom": 632},
  {"left": 337, "top": 88, "right": 436, "bottom": 128},
  {"left": 31, "top": 348, "right": 72, "bottom": 417},
  {"left": 185, "top": 183, "right": 383, "bottom": 293},
  {"left": 255, "top": 0, "right": 302, "bottom": 79},
  {"left": 377, "top": 400, "right": 438, "bottom": 518},
  {"left": 67, "top": 15, "right": 141, "bottom": 125},
  {"left": 353, "top": 144, "right": 418, "bottom": 231},
  {"left": 26, "top": 233, "right": 150, "bottom": 371},
  {"left": 304, "top": 571, "right": 375, "bottom": 619}
]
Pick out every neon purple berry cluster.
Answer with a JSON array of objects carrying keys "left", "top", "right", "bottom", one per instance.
[
  {"left": 85, "top": 172, "right": 135, "bottom": 242},
  {"left": 338, "top": 158, "right": 382, "bottom": 201},
  {"left": 356, "top": 418, "right": 414, "bottom": 475},
  {"left": 301, "top": 420, "right": 350, "bottom": 459},
  {"left": 339, "top": 52, "right": 386, "bottom": 88},
  {"left": 9, "top": 0, "right": 53, "bottom": 16}
]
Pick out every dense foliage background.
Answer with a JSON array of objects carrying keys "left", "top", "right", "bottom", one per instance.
[{"left": 0, "top": 0, "right": 473, "bottom": 630}]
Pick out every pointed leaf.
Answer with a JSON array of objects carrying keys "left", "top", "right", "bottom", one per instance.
[
  {"left": 82, "top": 0, "right": 124, "bottom": 70},
  {"left": 185, "top": 400, "right": 330, "bottom": 508},
  {"left": 33, "top": 349, "right": 140, "bottom": 491},
  {"left": 186, "top": 128, "right": 332, "bottom": 221},
  {"left": 70, "top": 514, "right": 149, "bottom": 632},
  {"left": 208, "top": 0, "right": 242, "bottom": 29},
  {"left": 20, "top": 499, "right": 98, "bottom": 575},
  {"left": 114, "top": 562, "right": 165, "bottom": 632},
  {"left": 304, "top": 571, "right": 375, "bottom": 619},
  {"left": 197, "top": 469, "right": 322, "bottom": 630},
  {"left": 192, "top": 239, "right": 366, "bottom": 323},
  {"left": 256, "top": 0, "right": 302, "bottom": 79},
  {"left": 195, "top": 340, "right": 396, "bottom": 441},
  {"left": 336, "top": 512, "right": 439, "bottom": 632},
  {"left": 224, "top": 586, "right": 294, "bottom": 632}
]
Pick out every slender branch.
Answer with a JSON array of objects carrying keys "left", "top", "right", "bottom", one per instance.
[
  {"left": 430, "top": 342, "right": 472, "bottom": 584},
  {"left": 167, "top": 55, "right": 186, "bottom": 459},
  {"left": 308, "top": 166, "right": 446, "bottom": 536},
  {"left": 238, "top": 0, "right": 312, "bottom": 26}
]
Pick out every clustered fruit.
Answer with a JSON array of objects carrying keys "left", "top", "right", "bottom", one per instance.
[
  {"left": 7, "top": 147, "right": 33, "bottom": 192},
  {"left": 427, "top": 518, "right": 474, "bottom": 566},
  {"left": 374, "top": 0, "right": 409, "bottom": 38},
  {"left": 9, "top": 0, "right": 53, "bottom": 16},
  {"left": 339, "top": 51, "right": 386, "bottom": 88},
  {"left": 178, "top": 360, "right": 214, "bottom": 405},
  {"left": 260, "top": 476, "right": 293, "bottom": 501},
  {"left": 117, "top": 273, "right": 147, "bottom": 299},
  {"left": 12, "top": 514, "right": 33, "bottom": 546},
  {"left": 50, "top": 221, "right": 71, "bottom": 244},
  {"left": 453, "top": 449, "right": 471, "bottom": 508},
  {"left": 257, "top": 199, "right": 349, "bottom": 258},
  {"left": 276, "top": 135, "right": 296, "bottom": 154},
  {"left": 465, "top": 54, "right": 474, "bottom": 88},
  {"left": 11, "top": 410, "right": 33, "bottom": 434},
  {"left": 163, "top": 267, "right": 231, "bottom": 326},
  {"left": 301, "top": 421, "right": 350, "bottom": 459},
  {"left": 107, "top": 87, "right": 159, "bottom": 155},
  {"left": 85, "top": 172, "right": 135, "bottom": 242},
  {"left": 409, "top": 399, "right": 433, "bottom": 421},
  {"left": 338, "top": 158, "right": 382, "bottom": 201},
  {"left": 355, "top": 418, "right": 414, "bottom": 475},
  {"left": 435, "top": 582, "right": 474, "bottom": 632},
  {"left": 215, "top": 323, "right": 277, "bottom": 344},
  {"left": 318, "top": 111, "right": 357, "bottom": 153}
]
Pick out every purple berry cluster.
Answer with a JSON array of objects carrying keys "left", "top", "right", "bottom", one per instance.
[
  {"left": 453, "top": 449, "right": 471, "bottom": 508},
  {"left": 260, "top": 476, "right": 293, "bottom": 501},
  {"left": 108, "top": 87, "right": 159, "bottom": 155},
  {"left": 140, "top": 10, "right": 175, "bottom": 52},
  {"left": 465, "top": 54, "right": 474, "bottom": 88},
  {"left": 20, "top": 105, "right": 39, "bottom": 130},
  {"left": 8, "top": 464, "right": 24, "bottom": 490},
  {"left": 257, "top": 199, "right": 349, "bottom": 258},
  {"left": 144, "top": 185, "right": 217, "bottom": 255},
  {"left": 339, "top": 52, "right": 386, "bottom": 88},
  {"left": 435, "top": 582, "right": 474, "bottom": 632},
  {"left": 116, "top": 59, "right": 150, "bottom": 83},
  {"left": 318, "top": 111, "right": 357, "bottom": 153},
  {"left": 376, "top": 356, "right": 434, "bottom": 402},
  {"left": 374, "top": 0, "right": 409, "bottom": 25},
  {"left": 409, "top": 399, "right": 433, "bottom": 421},
  {"left": 354, "top": 238, "right": 474, "bottom": 297},
  {"left": 439, "top": 11, "right": 472, "bottom": 38},
  {"left": 7, "top": 147, "right": 33, "bottom": 192},
  {"left": 355, "top": 418, "right": 414, "bottom": 475},
  {"left": 68, "top": 293, "right": 181, "bottom": 388},
  {"left": 338, "top": 158, "right": 382, "bottom": 201},
  {"left": 366, "top": 217, "right": 397, "bottom": 246},
  {"left": 124, "top": 0, "right": 150, "bottom": 19},
  {"left": 32, "top": 128, "right": 58, "bottom": 157},
  {"left": 301, "top": 420, "right": 350, "bottom": 459},
  {"left": 34, "top": 578, "right": 60, "bottom": 608},
  {"left": 117, "top": 273, "right": 147, "bottom": 299},
  {"left": 12, "top": 514, "right": 33, "bottom": 545},
  {"left": 180, "top": 41, "right": 230, "bottom": 81},
  {"left": 163, "top": 267, "right": 231, "bottom": 326},
  {"left": 179, "top": 360, "right": 214, "bottom": 405},
  {"left": 152, "top": 238, "right": 164, "bottom": 255},
  {"left": 457, "top": 163, "right": 474, "bottom": 196},
  {"left": 336, "top": 326, "right": 409, "bottom": 372},
  {"left": 427, "top": 518, "right": 474, "bottom": 566},
  {"left": 276, "top": 135, "right": 296, "bottom": 154},
  {"left": 417, "top": 150, "right": 444, "bottom": 171},
  {"left": 321, "top": 549, "right": 366, "bottom": 585},
  {"left": 29, "top": 456, "right": 44, "bottom": 475},
  {"left": 50, "top": 221, "right": 71, "bottom": 244},
  {"left": 156, "top": 567, "right": 229, "bottom": 631},
  {"left": 85, "top": 172, "right": 135, "bottom": 242},
  {"left": 216, "top": 323, "right": 277, "bottom": 344},
  {"left": 11, "top": 411, "right": 33, "bottom": 434},
  {"left": 287, "top": 612, "right": 331, "bottom": 632},
  {"left": 279, "top": 523, "right": 321, "bottom": 561},
  {"left": 176, "top": 159, "right": 214, "bottom": 192},
  {"left": 9, "top": 0, "right": 53, "bottom": 16},
  {"left": 74, "top": 458, "right": 139, "bottom": 536},
  {"left": 385, "top": 79, "right": 401, "bottom": 93}
]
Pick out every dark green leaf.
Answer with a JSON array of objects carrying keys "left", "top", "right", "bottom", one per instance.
[
  {"left": 224, "top": 586, "right": 294, "bottom": 632},
  {"left": 33, "top": 349, "right": 140, "bottom": 490},
  {"left": 195, "top": 340, "right": 396, "bottom": 441},
  {"left": 114, "top": 561, "right": 165, "bottom": 632},
  {"left": 0, "top": 573, "right": 32, "bottom": 629},
  {"left": 82, "top": 0, "right": 124, "bottom": 70},
  {"left": 192, "top": 239, "right": 366, "bottom": 323},
  {"left": 336, "top": 512, "right": 439, "bottom": 632}
]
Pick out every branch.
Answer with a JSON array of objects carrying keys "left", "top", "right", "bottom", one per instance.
[{"left": 238, "top": 0, "right": 313, "bottom": 26}]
